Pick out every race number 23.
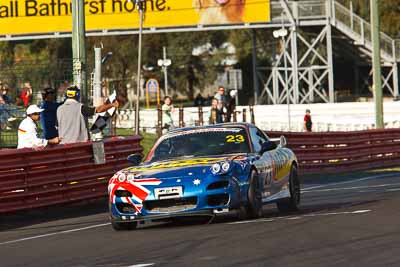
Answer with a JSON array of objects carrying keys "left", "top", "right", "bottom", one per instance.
[{"left": 226, "top": 134, "right": 245, "bottom": 143}]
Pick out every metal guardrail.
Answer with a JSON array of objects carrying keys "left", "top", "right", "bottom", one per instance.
[
  {"left": 0, "top": 136, "right": 142, "bottom": 213},
  {"left": 268, "top": 129, "right": 400, "bottom": 174}
]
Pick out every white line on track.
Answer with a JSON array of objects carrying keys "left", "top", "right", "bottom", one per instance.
[
  {"left": 0, "top": 222, "right": 110, "bottom": 246},
  {"left": 303, "top": 182, "right": 400, "bottom": 193},
  {"left": 386, "top": 188, "right": 400, "bottom": 192},
  {"left": 227, "top": 210, "right": 371, "bottom": 225},
  {"left": 302, "top": 173, "right": 399, "bottom": 191},
  {"left": 128, "top": 264, "right": 155, "bottom": 267}
]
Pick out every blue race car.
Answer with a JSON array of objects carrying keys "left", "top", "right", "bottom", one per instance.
[{"left": 108, "top": 123, "right": 300, "bottom": 230}]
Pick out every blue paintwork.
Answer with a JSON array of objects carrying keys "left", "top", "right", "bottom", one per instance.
[{"left": 109, "top": 123, "right": 298, "bottom": 222}]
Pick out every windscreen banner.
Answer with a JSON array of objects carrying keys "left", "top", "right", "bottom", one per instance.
[{"left": 0, "top": 0, "right": 271, "bottom": 35}]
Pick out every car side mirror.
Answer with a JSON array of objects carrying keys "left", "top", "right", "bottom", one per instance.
[
  {"left": 280, "top": 135, "right": 287, "bottom": 148},
  {"left": 127, "top": 154, "right": 142, "bottom": 166},
  {"left": 260, "top": 141, "right": 277, "bottom": 154}
]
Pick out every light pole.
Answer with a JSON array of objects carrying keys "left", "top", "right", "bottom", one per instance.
[
  {"left": 370, "top": 0, "right": 383, "bottom": 128},
  {"left": 273, "top": 27, "right": 290, "bottom": 130},
  {"left": 127, "top": 0, "right": 145, "bottom": 135},
  {"left": 157, "top": 46, "right": 172, "bottom": 96},
  {"left": 72, "top": 0, "right": 87, "bottom": 104}
]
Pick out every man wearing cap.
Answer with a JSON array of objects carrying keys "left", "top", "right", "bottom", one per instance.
[
  {"left": 57, "top": 86, "right": 119, "bottom": 144},
  {"left": 40, "top": 87, "right": 62, "bottom": 140},
  {"left": 17, "top": 105, "right": 60, "bottom": 149}
]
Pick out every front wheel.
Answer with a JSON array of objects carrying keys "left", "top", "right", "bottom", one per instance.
[
  {"left": 240, "top": 170, "right": 263, "bottom": 219},
  {"left": 111, "top": 220, "right": 138, "bottom": 231},
  {"left": 276, "top": 165, "right": 301, "bottom": 212}
]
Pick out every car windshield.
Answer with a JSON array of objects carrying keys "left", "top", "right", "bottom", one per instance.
[{"left": 145, "top": 127, "right": 250, "bottom": 162}]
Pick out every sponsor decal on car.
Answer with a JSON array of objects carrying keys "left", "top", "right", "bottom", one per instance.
[{"left": 126, "top": 157, "right": 223, "bottom": 172}]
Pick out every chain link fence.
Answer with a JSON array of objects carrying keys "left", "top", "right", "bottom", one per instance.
[
  {"left": 0, "top": 59, "right": 74, "bottom": 148},
  {"left": 0, "top": 59, "right": 129, "bottom": 149}
]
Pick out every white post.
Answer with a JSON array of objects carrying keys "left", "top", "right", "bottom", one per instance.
[
  {"left": 93, "top": 47, "right": 102, "bottom": 107},
  {"left": 283, "top": 36, "right": 291, "bottom": 129},
  {"left": 163, "top": 46, "right": 169, "bottom": 96},
  {"left": 326, "top": 24, "right": 335, "bottom": 103}
]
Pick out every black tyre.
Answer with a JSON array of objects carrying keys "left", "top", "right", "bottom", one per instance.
[
  {"left": 111, "top": 220, "right": 138, "bottom": 231},
  {"left": 242, "top": 170, "right": 263, "bottom": 219},
  {"left": 276, "top": 165, "right": 300, "bottom": 212}
]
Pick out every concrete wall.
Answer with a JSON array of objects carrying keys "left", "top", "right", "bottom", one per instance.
[{"left": 116, "top": 101, "right": 400, "bottom": 133}]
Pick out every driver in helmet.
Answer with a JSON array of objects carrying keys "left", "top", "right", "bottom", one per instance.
[{"left": 56, "top": 86, "right": 119, "bottom": 144}]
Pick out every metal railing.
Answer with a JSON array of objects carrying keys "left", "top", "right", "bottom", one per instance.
[
  {"left": 270, "top": 0, "right": 398, "bottom": 62},
  {"left": 333, "top": 1, "right": 397, "bottom": 62},
  {"left": 268, "top": 128, "right": 400, "bottom": 174}
]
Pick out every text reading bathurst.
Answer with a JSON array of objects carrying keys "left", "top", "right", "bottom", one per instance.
[{"left": 0, "top": 0, "right": 169, "bottom": 18}]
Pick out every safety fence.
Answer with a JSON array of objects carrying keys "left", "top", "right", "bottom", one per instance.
[
  {"left": 268, "top": 129, "right": 400, "bottom": 175},
  {"left": 0, "top": 135, "right": 142, "bottom": 213}
]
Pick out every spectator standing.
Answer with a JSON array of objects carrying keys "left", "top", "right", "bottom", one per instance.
[
  {"left": 17, "top": 105, "right": 59, "bottom": 149},
  {"left": 57, "top": 86, "right": 119, "bottom": 144},
  {"left": 194, "top": 93, "right": 205, "bottom": 107},
  {"left": 40, "top": 88, "right": 62, "bottom": 140},
  {"left": 208, "top": 98, "right": 224, "bottom": 124},
  {"left": 1, "top": 83, "right": 11, "bottom": 104},
  {"left": 304, "top": 109, "right": 313, "bottom": 132},
  {"left": 225, "top": 89, "right": 237, "bottom": 122},
  {"left": 214, "top": 86, "right": 227, "bottom": 107},
  {"left": 20, "top": 83, "right": 33, "bottom": 107},
  {"left": 162, "top": 96, "right": 174, "bottom": 131}
]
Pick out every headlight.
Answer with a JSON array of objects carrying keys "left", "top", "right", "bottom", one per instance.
[
  {"left": 211, "top": 163, "right": 221, "bottom": 174},
  {"left": 118, "top": 173, "right": 126, "bottom": 182},
  {"left": 126, "top": 174, "right": 135, "bottom": 182},
  {"left": 221, "top": 162, "right": 230, "bottom": 172}
]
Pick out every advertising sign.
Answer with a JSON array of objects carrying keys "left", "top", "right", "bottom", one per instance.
[{"left": 0, "top": 0, "right": 271, "bottom": 35}]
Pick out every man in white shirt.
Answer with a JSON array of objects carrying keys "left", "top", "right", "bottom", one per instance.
[{"left": 17, "top": 105, "right": 59, "bottom": 149}]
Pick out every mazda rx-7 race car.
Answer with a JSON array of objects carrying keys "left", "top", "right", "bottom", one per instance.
[{"left": 108, "top": 123, "right": 300, "bottom": 230}]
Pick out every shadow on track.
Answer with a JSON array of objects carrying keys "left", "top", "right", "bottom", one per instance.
[
  {"left": 0, "top": 198, "right": 108, "bottom": 232},
  {"left": 126, "top": 199, "right": 382, "bottom": 231}
]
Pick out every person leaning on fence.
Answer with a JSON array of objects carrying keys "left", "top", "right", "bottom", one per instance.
[
  {"left": 57, "top": 86, "right": 119, "bottom": 144},
  {"left": 304, "top": 109, "right": 313, "bottom": 132},
  {"left": 17, "top": 105, "right": 60, "bottom": 149},
  {"left": 40, "top": 87, "right": 62, "bottom": 140},
  {"left": 162, "top": 96, "right": 174, "bottom": 131}
]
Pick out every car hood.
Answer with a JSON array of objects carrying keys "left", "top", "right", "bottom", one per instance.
[{"left": 117, "top": 155, "right": 248, "bottom": 179}]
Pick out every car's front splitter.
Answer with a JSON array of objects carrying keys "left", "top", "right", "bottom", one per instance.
[{"left": 110, "top": 209, "right": 218, "bottom": 223}]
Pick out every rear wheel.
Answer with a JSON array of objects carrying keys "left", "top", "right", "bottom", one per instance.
[
  {"left": 276, "top": 165, "right": 300, "bottom": 212},
  {"left": 240, "top": 170, "right": 263, "bottom": 219},
  {"left": 111, "top": 220, "right": 138, "bottom": 231}
]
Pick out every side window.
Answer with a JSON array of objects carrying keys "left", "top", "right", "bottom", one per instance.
[{"left": 249, "top": 127, "right": 268, "bottom": 152}]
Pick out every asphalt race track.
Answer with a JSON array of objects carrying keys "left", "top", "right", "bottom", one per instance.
[{"left": 1, "top": 172, "right": 400, "bottom": 267}]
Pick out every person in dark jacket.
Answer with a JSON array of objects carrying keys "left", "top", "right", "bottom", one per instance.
[{"left": 40, "top": 87, "right": 62, "bottom": 140}]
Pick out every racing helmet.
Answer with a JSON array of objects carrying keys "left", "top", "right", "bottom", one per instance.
[{"left": 65, "top": 86, "right": 81, "bottom": 100}]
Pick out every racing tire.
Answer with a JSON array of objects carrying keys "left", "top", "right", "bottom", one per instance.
[
  {"left": 242, "top": 170, "right": 263, "bottom": 219},
  {"left": 111, "top": 220, "right": 138, "bottom": 231},
  {"left": 276, "top": 164, "right": 300, "bottom": 212}
]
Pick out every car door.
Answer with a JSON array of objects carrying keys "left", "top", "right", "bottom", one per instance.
[
  {"left": 262, "top": 132, "right": 292, "bottom": 197},
  {"left": 249, "top": 127, "right": 273, "bottom": 200}
]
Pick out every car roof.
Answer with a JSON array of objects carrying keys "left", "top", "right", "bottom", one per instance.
[{"left": 167, "top": 122, "right": 254, "bottom": 135}]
